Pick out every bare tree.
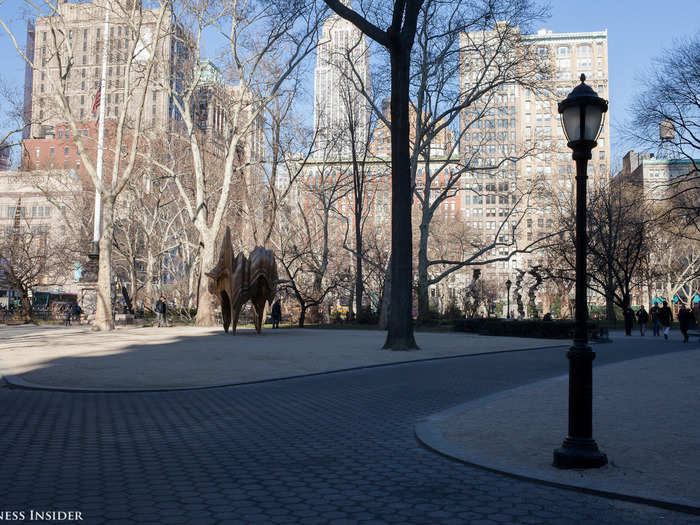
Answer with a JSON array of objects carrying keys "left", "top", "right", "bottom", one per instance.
[
  {"left": 2, "top": 0, "right": 172, "bottom": 330},
  {"left": 319, "top": 0, "right": 425, "bottom": 349},
  {"left": 277, "top": 134, "right": 352, "bottom": 326},
  {"left": 0, "top": 185, "right": 75, "bottom": 320},
  {"left": 148, "top": 0, "right": 324, "bottom": 326},
  {"left": 319, "top": 0, "right": 552, "bottom": 347},
  {"left": 627, "top": 34, "right": 700, "bottom": 235},
  {"left": 549, "top": 179, "right": 650, "bottom": 320},
  {"left": 0, "top": 78, "right": 25, "bottom": 166},
  {"left": 646, "top": 231, "right": 700, "bottom": 308},
  {"left": 628, "top": 34, "right": 700, "bottom": 171}
]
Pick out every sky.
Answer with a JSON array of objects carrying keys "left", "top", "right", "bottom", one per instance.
[
  {"left": 544, "top": 0, "right": 699, "bottom": 165},
  {"left": 0, "top": 0, "right": 698, "bottom": 166}
]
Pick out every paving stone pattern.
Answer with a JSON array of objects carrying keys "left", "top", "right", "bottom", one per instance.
[{"left": 1, "top": 342, "right": 698, "bottom": 525}]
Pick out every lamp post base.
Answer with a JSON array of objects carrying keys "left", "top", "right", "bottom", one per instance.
[{"left": 553, "top": 437, "right": 607, "bottom": 469}]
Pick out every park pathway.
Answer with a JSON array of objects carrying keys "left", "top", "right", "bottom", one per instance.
[{"left": 1, "top": 336, "right": 698, "bottom": 524}]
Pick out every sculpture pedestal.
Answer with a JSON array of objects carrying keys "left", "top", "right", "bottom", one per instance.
[{"left": 77, "top": 282, "right": 98, "bottom": 323}]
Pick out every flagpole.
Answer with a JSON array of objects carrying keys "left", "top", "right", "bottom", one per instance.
[{"left": 92, "top": 1, "right": 109, "bottom": 251}]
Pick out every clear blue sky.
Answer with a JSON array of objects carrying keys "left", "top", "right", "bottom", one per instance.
[
  {"left": 1, "top": 0, "right": 698, "bottom": 165},
  {"left": 545, "top": 0, "right": 699, "bottom": 165}
]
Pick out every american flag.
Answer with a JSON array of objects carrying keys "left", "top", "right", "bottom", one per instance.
[{"left": 91, "top": 81, "right": 102, "bottom": 120}]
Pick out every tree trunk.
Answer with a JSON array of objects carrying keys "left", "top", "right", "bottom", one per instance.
[
  {"left": 383, "top": 43, "right": 418, "bottom": 350},
  {"left": 308, "top": 276, "right": 323, "bottom": 324},
  {"left": 94, "top": 197, "right": 115, "bottom": 331},
  {"left": 348, "top": 282, "right": 355, "bottom": 321},
  {"left": 145, "top": 251, "right": 156, "bottom": 308},
  {"left": 19, "top": 288, "right": 31, "bottom": 322},
  {"left": 604, "top": 281, "right": 616, "bottom": 321},
  {"left": 298, "top": 304, "right": 306, "bottom": 328},
  {"left": 354, "top": 218, "right": 364, "bottom": 317},
  {"left": 188, "top": 261, "right": 198, "bottom": 309},
  {"left": 129, "top": 265, "right": 138, "bottom": 311},
  {"left": 379, "top": 257, "right": 391, "bottom": 330},
  {"left": 417, "top": 219, "right": 430, "bottom": 323},
  {"left": 195, "top": 238, "right": 217, "bottom": 326}
]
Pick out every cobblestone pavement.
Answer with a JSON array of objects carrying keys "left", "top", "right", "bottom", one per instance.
[{"left": 1, "top": 339, "right": 698, "bottom": 525}]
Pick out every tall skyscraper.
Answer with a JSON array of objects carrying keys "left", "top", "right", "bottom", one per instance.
[
  {"left": 313, "top": 10, "right": 371, "bottom": 158},
  {"left": 24, "top": 0, "right": 180, "bottom": 141},
  {"left": 459, "top": 26, "right": 610, "bottom": 283}
]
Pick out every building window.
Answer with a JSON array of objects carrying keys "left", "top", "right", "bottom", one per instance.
[
  {"left": 65, "top": 130, "right": 70, "bottom": 139},
  {"left": 49, "top": 147, "right": 54, "bottom": 157},
  {"left": 64, "top": 147, "right": 69, "bottom": 156},
  {"left": 557, "top": 46, "right": 570, "bottom": 56},
  {"left": 35, "top": 147, "right": 40, "bottom": 158},
  {"left": 577, "top": 44, "right": 592, "bottom": 56},
  {"left": 58, "top": 130, "right": 63, "bottom": 139}
]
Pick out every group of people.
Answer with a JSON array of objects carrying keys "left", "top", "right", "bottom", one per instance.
[{"left": 623, "top": 301, "right": 695, "bottom": 342}]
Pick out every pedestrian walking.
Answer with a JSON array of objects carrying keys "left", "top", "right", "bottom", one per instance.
[
  {"left": 64, "top": 305, "right": 72, "bottom": 327},
  {"left": 636, "top": 305, "right": 649, "bottom": 336},
  {"left": 659, "top": 301, "right": 673, "bottom": 340},
  {"left": 678, "top": 305, "right": 691, "bottom": 343},
  {"left": 623, "top": 306, "right": 634, "bottom": 336},
  {"left": 651, "top": 303, "right": 661, "bottom": 336},
  {"left": 155, "top": 296, "right": 167, "bottom": 327},
  {"left": 271, "top": 299, "right": 281, "bottom": 329},
  {"left": 72, "top": 303, "right": 82, "bottom": 325}
]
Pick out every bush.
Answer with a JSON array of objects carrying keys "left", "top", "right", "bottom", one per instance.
[
  {"left": 443, "top": 302, "right": 463, "bottom": 323},
  {"left": 357, "top": 308, "right": 379, "bottom": 325},
  {"left": 418, "top": 309, "right": 442, "bottom": 326},
  {"left": 454, "top": 318, "right": 605, "bottom": 340}
]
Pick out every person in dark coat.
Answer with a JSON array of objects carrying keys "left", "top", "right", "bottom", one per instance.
[
  {"left": 64, "top": 304, "right": 72, "bottom": 327},
  {"left": 271, "top": 299, "right": 282, "bottom": 329},
  {"left": 155, "top": 296, "right": 167, "bottom": 327},
  {"left": 659, "top": 301, "right": 673, "bottom": 340},
  {"left": 636, "top": 305, "right": 649, "bottom": 336},
  {"left": 678, "top": 305, "right": 692, "bottom": 343},
  {"left": 72, "top": 303, "right": 82, "bottom": 324},
  {"left": 650, "top": 304, "right": 661, "bottom": 336},
  {"left": 623, "top": 306, "right": 634, "bottom": 336}
]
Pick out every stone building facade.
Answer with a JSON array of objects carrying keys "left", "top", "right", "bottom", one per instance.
[{"left": 459, "top": 25, "right": 610, "bottom": 315}]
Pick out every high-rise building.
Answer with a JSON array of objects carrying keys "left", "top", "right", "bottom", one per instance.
[
  {"left": 459, "top": 26, "right": 610, "bottom": 312},
  {"left": 370, "top": 98, "right": 456, "bottom": 159},
  {"left": 23, "top": 0, "right": 181, "bottom": 140},
  {"left": 313, "top": 11, "right": 371, "bottom": 158}
]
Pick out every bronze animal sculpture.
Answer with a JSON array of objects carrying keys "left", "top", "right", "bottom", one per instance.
[{"left": 206, "top": 227, "right": 278, "bottom": 334}]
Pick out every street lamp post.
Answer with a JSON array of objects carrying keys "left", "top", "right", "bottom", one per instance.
[
  {"left": 553, "top": 74, "right": 608, "bottom": 469},
  {"left": 505, "top": 279, "right": 512, "bottom": 319}
]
